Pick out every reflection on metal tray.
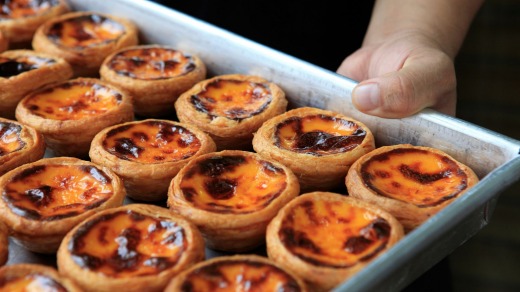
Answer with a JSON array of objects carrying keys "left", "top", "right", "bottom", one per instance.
[{"left": 7, "top": 0, "right": 520, "bottom": 291}]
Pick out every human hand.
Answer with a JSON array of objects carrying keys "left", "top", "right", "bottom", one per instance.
[{"left": 337, "top": 31, "right": 456, "bottom": 118}]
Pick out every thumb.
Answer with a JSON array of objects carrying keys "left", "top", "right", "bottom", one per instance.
[{"left": 351, "top": 53, "right": 457, "bottom": 118}]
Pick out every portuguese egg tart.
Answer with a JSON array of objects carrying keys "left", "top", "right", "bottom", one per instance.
[
  {"left": 0, "top": 221, "right": 7, "bottom": 266},
  {"left": 15, "top": 77, "right": 134, "bottom": 158},
  {"left": 266, "top": 191, "right": 404, "bottom": 292},
  {"left": 253, "top": 106, "right": 375, "bottom": 192},
  {"left": 0, "top": 118, "right": 45, "bottom": 176},
  {"left": 165, "top": 254, "right": 308, "bottom": 292},
  {"left": 89, "top": 119, "right": 216, "bottom": 202},
  {"left": 57, "top": 204, "right": 205, "bottom": 292},
  {"left": 100, "top": 45, "right": 207, "bottom": 118},
  {"left": 175, "top": 74, "right": 287, "bottom": 150},
  {"left": 0, "top": 264, "right": 81, "bottom": 291},
  {"left": 346, "top": 144, "right": 480, "bottom": 231},
  {"left": 32, "top": 11, "right": 138, "bottom": 77},
  {"left": 168, "top": 150, "right": 299, "bottom": 252},
  {"left": 0, "top": 0, "right": 69, "bottom": 46},
  {"left": 0, "top": 49, "right": 73, "bottom": 119},
  {"left": 0, "top": 157, "right": 126, "bottom": 254}
]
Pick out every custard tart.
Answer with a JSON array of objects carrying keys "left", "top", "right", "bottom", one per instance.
[
  {"left": 100, "top": 45, "right": 207, "bottom": 117},
  {"left": 0, "top": 0, "right": 69, "bottom": 46},
  {"left": 346, "top": 144, "right": 480, "bottom": 231},
  {"left": 32, "top": 11, "right": 138, "bottom": 77},
  {"left": 89, "top": 119, "right": 216, "bottom": 202},
  {"left": 0, "top": 264, "right": 81, "bottom": 291},
  {"left": 57, "top": 204, "right": 205, "bottom": 292},
  {"left": 175, "top": 74, "right": 287, "bottom": 150},
  {"left": 0, "top": 118, "right": 45, "bottom": 176},
  {"left": 0, "top": 49, "right": 73, "bottom": 119},
  {"left": 15, "top": 77, "right": 134, "bottom": 158},
  {"left": 253, "top": 107, "right": 375, "bottom": 192},
  {"left": 165, "top": 255, "right": 308, "bottom": 292},
  {"left": 168, "top": 150, "right": 299, "bottom": 252},
  {"left": 266, "top": 192, "right": 404, "bottom": 292},
  {"left": 0, "top": 221, "right": 7, "bottom": 266},
  {"left": 0, "top": 157, "right": 126, "bottom": 253}
]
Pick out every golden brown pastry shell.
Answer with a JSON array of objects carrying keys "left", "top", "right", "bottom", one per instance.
[
  {"left": 0, "top": 0, "right": 69, "bottom": 45},
  {"left": 0, "top": 221, "right": 7, "bottom": 266},
  {"left": 0, "top": 50, "right": 73, "bottom": 119},
  {"left": 168, "top": 150, "right": 300, "bottom": 252},
  {"left": 100, "top": 45, "right": 207, "bottom": 117},
  {"left": 15, "top": 77, "right": 134, "bottom": 158},
  {"left": 89, "top": 119, "right": 217, "bottom": 202},
  {"left": 253, "top": 107, "right": 375, "bottom": 192},
  {"left": 0, "top": 157, "right": 126, "bottom": 254},
  {"left": 32, "top": 11, "right": 138, "bottom": 77},
  {"left": 0, "top": 263, "right": 82, "bottom": 291},
  {"left": 345, "top": 144, "right": 480, "bottom": 231},
  {"left": 0, "top": 31, "right": 7, "bottom": 52},
  {"left": 57, "top": 204, "right": 205, "bottom": 292},
  {"left": 0, "top": 118, "right": 46, "bottom": 176},
  {"left": 266, "top": 192, "right": 404, "bottom": 292},
  {"left": 165, "top": 254, "right": 308, "bottom": 292},
  {"left": 175, "top": 74, "right": 287, "bottom": 150}
]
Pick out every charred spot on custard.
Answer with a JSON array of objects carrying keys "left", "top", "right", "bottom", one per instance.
[
  {"left": 0, "top": 56, "right": 56, "bottom": 78},
  {"left": 360, "top": 148, "right": 469, "bottom": 207},
  {"left": 0, "top": 0, "right": 59, "bottom": 19},
  {"left": 0, "top": 274, "right": 67, "bottom": 292},
  {"left": 180, "top": 260, "right": 302, "bottom": 292},
  {"left": 274, "top": 115, "right": 366, "bottom": 156},
  {"left": 47, "top": 14, "right": 125, "bottom": 48},
  {"left": 69, "top": 210, "right": 187, "bottom": 277},
  {"left": 107, "top": 47, "right": 197, "bottom": 80},
  {"left": 190, "top": 79, "right": 272, "bottom": 121},
  {"left": 0, "top": 122, "right": 25, "bottom": 156}
]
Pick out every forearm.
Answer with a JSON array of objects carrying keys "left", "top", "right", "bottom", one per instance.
[{"left": 364, "top": 0, "right": 484, "bottom": 59}]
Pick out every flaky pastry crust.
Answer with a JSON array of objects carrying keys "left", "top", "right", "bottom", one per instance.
[
  {"left": 0, "top": 263, "right": 82, "bottom": 291},
  {"left": 346, "top": 144, "right": 480, "bottom": 231},
  {"left": 0, "top": 118, "right": 46, "bottom": 176},
  {"left": 253, "top": 107, "right": 375, "bottom": 192},
  {"left": 0, "top": 50, "right": 73, "bottom": 119},
  {"left": 15, "top": 77, "right": 134, "bottom": 158},
  {"left": 0, "top": 157, "right": 126, "bottom": 253},
  {"left": 89, "top": 119, "right": 217, "bottom": 202},
  {"left": 0, "top": 221, "right": 7, "bottom": 266},
  {"left": 57, "top": 204, "right": 205, "bottom": 292},
  {"left": 175, "top": 74, "right": 287, "bottom": 150},
  {"left": 266, "top": 192, "right": 404, "bottom": 292},
  {"left": 168, "top": 150, "right": 300, "bottom": 252},
  {"left": 100, "top": 45, "right": 207, "bottom": 117},
  {"left": 0, "top": 30, "right": 7, "bottom": 52},
  {"left": 32, "top": 11, "right": 138, "bottom": 77},
  {"left": 0, "top": 0, "right": 70, "bottom": 45}
]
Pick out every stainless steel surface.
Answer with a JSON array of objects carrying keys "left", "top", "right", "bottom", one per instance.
[{"left": 6, "top": 0, "right": 520, "bottom": 291}]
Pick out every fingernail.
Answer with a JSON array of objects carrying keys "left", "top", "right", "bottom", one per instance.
[{"left": 353, "top": 83, "right": 380, "bottom": 111}]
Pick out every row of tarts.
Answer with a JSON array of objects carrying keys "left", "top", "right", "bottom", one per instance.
[{"left": 0, "top": 1, "right": 480, "bottom": 291}]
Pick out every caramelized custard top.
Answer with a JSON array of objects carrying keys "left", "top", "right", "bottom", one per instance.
[
  {"left": 69, "top": 210, "right": 187, "bottom": 278},
  {"left": 23, "top": 80, "right": 122, "bottom": 120},
  {"left": 0, "top": 55, "right": 56, "bottom": 78},
  {"left": 275, "top": 114, "right": 366, "bottom": 156},
  {"left": 191, "top": 79, "right": 272, "bottom": 121},
  {"left": 0, "top": 0, "right": 59, "bottom": 19},
  {"left": 107, "top": 47, "right": 196, "bottom": 80},
  {"left": 180, "top": 259, "right": 302, "bottom": 292},
  {"left": 46, "top": 14, "right": 125, "bottom": 48},
  {"left": 180, "top": 155, "right": 287, "bottom": 214},
  {"left": 0, "top": 273, "right": 67, "bottom": 292},
  {"left": 102, "top": 121, "right": 201, "bottom": 163},
  {"left": 0, "top": 122, "right": 25, "bottom": 157},
  {"left": 279, "top": 199, "right": 391, "bottom": 268},
  {"left": 360, "top": 148, "right": 468, "bottom": 207},
  {"left": 2, "top": 164, "right": 113, "bottom": 221}
]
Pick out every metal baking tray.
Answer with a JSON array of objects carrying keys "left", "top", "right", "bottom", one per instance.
[{"left": 6, "top": 0, "right": 520, "bottom": 291}]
